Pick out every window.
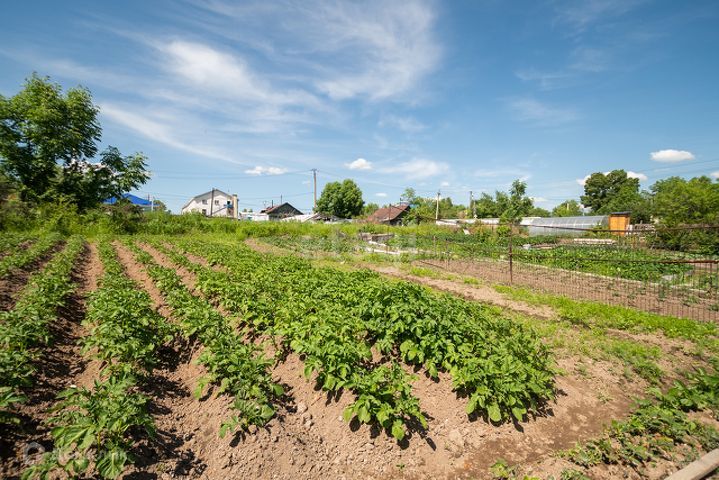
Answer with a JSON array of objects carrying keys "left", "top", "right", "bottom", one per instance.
[
  {"left": 202, "top": 209, "right": 207, "bottom": 215},
  {"left": 214, "top": 200, "right": 220, "bottom": 205},
  {"left": 202, "top": 199, "right": 208, "bottom": 205}
]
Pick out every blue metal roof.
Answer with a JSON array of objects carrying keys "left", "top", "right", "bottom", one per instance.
[{"left": 103, "top": 193, "right": 151, "bottom": 206}]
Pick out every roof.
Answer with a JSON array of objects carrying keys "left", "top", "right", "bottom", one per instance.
[
  {"left": 366, "top": 204, "right": 410, "bottom": 223},
  {"left": 181, "top": 189, "right": 231, "bottom": 210},
  {"left": 260, "top": 202, "right": 302, "bottom": 215},
  {"left": 104, "top": 193, "right": 151, "bottom": 206}
]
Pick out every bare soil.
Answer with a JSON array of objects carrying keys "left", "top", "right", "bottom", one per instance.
[
  {"left": 0, "top": 241, "right": 65, "bottom": 312},
  {"left": 370, "top": 265, "right": 556, "bottom": 319},
  {"left": 114, "top": 240, "right": 647, "bottom": 480},
  {"left": 0, "top": 242, "right": 99, "bottom": 479}
]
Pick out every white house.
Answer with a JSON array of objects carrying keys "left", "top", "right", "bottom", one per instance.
[{"left": 181, "top": 189, "right": 237, "bottom": 218}]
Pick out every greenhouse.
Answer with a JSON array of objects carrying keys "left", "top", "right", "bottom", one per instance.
[{"left": 526, "top": 215, "right": 608, "bottom": 236}]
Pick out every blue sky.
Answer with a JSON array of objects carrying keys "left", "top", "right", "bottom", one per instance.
[{"left": 1, "top": 0, "right": 718, "bottom": 213}]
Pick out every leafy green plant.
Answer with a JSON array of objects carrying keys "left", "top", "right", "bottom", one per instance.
[
  {"left": 0, "top": 235, "right": 83, "bottom": 423},
  {"left": 563, "top": 365, "right": 719, "bottom": 473},
  {"left": 164, "top": 236, "right": 555, "bottom": 431},
  {"left": 343, "top": 363, "right": 426, "bottom": 441},
  {"left": 0, "top": 232, "right": 62, "bottom": 278},
  {"left": 23, "top": 373, "right": 153, "bottom": 480},
  {"left": 123, "top": 240, "right": 283, "bottom": 437}
]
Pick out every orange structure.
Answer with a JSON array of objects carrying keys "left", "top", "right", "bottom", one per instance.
[{"left": 609, "top": 212, "right": 631, "bottom": 235}]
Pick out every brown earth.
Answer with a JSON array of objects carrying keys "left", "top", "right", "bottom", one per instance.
[
  {"left": 121, "top": 239, "right": 647, "bottom": 480},
  {"left": 0, "top": 240, "right": 65, "bottom": 312},
  {"left": 0, "top": 241, "right": 99, "bottom": 479},
  {"left": 420, "top": 257, "right": 718, "bottom": 323}
]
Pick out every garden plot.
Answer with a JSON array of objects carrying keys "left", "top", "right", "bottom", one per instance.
[{"left": 1, "top": 233, "right": 718, "bottom": 480}]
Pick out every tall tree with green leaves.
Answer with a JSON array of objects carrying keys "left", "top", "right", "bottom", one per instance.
[
  {"left": 580, "top": 170, "right": 642, "bottom": 215},
  {"left": 0, "top": 74, "right": 149, "bottom": 209},
  {"left": 500, "top": 180, "right": 533, "bottom": 224},
  {"left": 316, "top": 179, "right": 364, "bottom": 218},
  {"left": 651, "top": 176, "right": 719, "bottom": 225},
  {"left": 551, "top": 199, "right": 583, "bottom": 217}
]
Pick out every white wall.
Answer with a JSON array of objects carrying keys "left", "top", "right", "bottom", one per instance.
[{"left": 181, "top": 191, "right": 234, "bottom": 217}]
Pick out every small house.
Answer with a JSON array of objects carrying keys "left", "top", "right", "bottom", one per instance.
[
  {"left": 260, "top": 202, "right": 303, "bottom": 220},
  {"left": 182, "top": 189, "right": 237, "bottom": 218},
  {"left": 366, "top": 204, "right": 410, "bottom": 225}
]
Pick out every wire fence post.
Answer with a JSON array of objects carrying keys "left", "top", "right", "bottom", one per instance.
[{"left": 508, "top": 222, "right": 514, "bottom": 285}]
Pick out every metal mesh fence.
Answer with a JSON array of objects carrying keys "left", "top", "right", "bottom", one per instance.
[{"left": 265, "top": 225, "right": 719, "bottom": 322}]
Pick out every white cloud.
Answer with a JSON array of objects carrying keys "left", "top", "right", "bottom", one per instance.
[
  {"left": 199, "top": 0, "right": 441, "bottom": 102},
  {"left": 711, "top": 171, "right": 719, "bottom": 179},
  {"left": 531, "top": 196, "right": 549, "bottom": 204},
  {"left": 346, "top": 158, "right": 373, "bottom": 171},
  {"left": 378, "top": 114, "right": 427, "bottom": 133},
  {"left": 440, "top": 181, "right": 450, "bottom": 187},
  {"left": 577, "top": 170, "right": 647, "bottom": 186},
  {"left": 376, "top": 192, "right": 388, "bottom": 197},
  {"left": 100, "top": 103, "right": 239, "bottom": 163},
  {"left": 508, "top": 98, "right": 578, "bottom": 126},
  {"left": 157, "top": 40, "right": 316, "bottom": 107},
  {"left": 650, "top": 149, "right": 695, "bottom": 163},
  {"left": 380, "top": 158, "right": 449, "bottom": 180},
  {"left": 244, "top": 166, "right": 288, "bottom": 176}
]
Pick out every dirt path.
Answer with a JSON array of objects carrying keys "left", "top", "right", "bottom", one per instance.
[
  {"left": 371, "top": 265, "right": 556, "bottom": 319},
  {"left": 0, "top": 241, "right": 99, "bottom": 479}
]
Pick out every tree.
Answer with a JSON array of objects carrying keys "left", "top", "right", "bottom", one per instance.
[
  {"left": 528, "top": 206, "right": 550, "bottom": 217},
  {"left": 500, "top": 180, "right": 533, "bottom": 224},
  {"left": 316, "top": 179, "right": 364, "bottom": 218},
  {"left": 551, "top": 200, "right": 583, "bottom": 217},
  {"left": 651, "top": 176, "right": 719, "bottom": 225},
  {"left": 580, "top": 170, "right": 642, "bottom": 216},
  {"left": 362, "top": 202, "right": 379, "bottom": 217},
  {"left": 0, "top": 74, "right": 149, "bottom": 210}
]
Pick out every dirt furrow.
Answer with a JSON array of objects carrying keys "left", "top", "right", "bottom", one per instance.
[
  {"left": 148, "top": 239, "right": 645, "bottom": 480},
  {"left": 0, "top": 241, "right": 99, "bottom": 479},
  {"left": 0, "top": 241, "right": 66, "bottom": 312}
]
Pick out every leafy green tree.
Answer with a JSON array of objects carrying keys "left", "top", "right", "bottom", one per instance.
[
  {"left": 362, "top": 202, "right": 379, "bottom": 217},
  {"left": 474, "top": 193, "right": 500, "bottom": 218},
  {"left": 580, "top": 170, "right": 643, "bottom": 216},
  {"left": 651, "top": 176, "right": 719, "bottom": 225},
  {"left": 0, "top": 74, "right": 149, "bottom": 210},
  {"left": 528, "top": 206, "right": 550, "bottom": 217},
  {"left": 551, "top": 200, "right": 583, "bottom": 217},
  {"left": 500, "top": 180, "right": 533, "bottom": 224},
  {"left": 316, "top": 179, "right": 364, "bottom": 218}
]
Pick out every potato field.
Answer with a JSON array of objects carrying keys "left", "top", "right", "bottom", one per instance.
[{"left": 1, "top": 231, "right": 718, "bottom": 480}]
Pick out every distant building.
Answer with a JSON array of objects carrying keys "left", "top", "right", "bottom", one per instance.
[
  {"left": 260, "top": 202, "right": 303, "bottom": 220},
  {"left": 181, "top": 189, "right": 237, "bottom": 218},
  {"left": 103, "top": 193, "right": 153, "bottom": 211},
  {"left": 366, "top": 204, "right": 410, "bottom": 225},
  {"left": 281, "top": 212, "right": 344, "bottom": 223}
]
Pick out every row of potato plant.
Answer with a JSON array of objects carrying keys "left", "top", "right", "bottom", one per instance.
[
  {"left": 0, "top": 232, "right": 34, "bottom": 256},
  {"left": 0, "top": 232, "right": 62, "bottom": 278},
  {"left": 123, "top": 240, "right": 283, "bottom": 437},
  {"left": 563, "top": 363, "right": 719, "bottom": 473},
  {"left": 23, "top": 241, "right": 172, "bottom": 480},
  {"left": 162, "top": 237, "right": 555, "bottom": 433},
  {"left": 0, "top": 235, "right": 84, "bottom": 425},
  {"left": 148, "top": 239, "right": 426, "bottom": 440}
]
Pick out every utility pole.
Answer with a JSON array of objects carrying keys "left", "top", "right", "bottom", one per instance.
[
  {"left": 312, "top": 169, "right": 318, "bottom": 211},
  {"left": 435, "top": 190, "right": 441, "bottom": 221},
  {"left": 209, "top": 188, "right": 215, "bottom": 217},
  {"left": 469, "top": 191, "right": 473, "bottom": 219},
  {"left": 280, "top": 194, "right": 283, "bottom": 205}
]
